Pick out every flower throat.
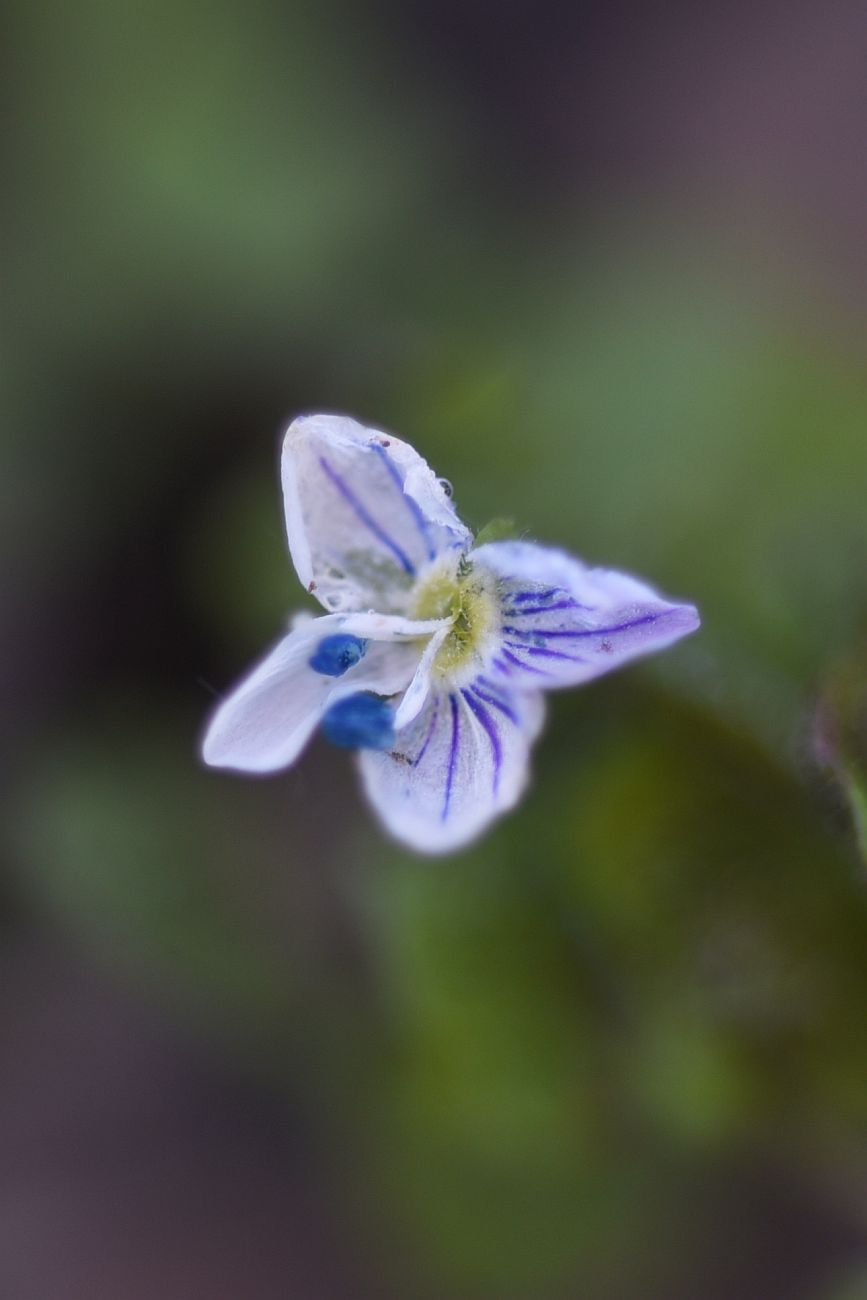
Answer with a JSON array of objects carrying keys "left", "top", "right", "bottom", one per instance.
[{"left": 411, "top": 555, "right": 499, "bottom": 678}]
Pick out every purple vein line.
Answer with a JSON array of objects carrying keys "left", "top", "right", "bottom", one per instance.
[
  {"left": 502, "top": 600, "right": 582, "bottom": 617},
  {"left": 506, "top": 642, "right": 587, "bottom": 664},
  {"left": 500, "top": 647, "right": 551, "bottom": 676},
  {"left": 462, "top": 689, "right": 502, "bottom": 794},
  {"left": 442, "top": 694, "right": 460, "bottom": 822},
  {"left": 510, "top": 588, "right": 561, "bottom": 603},
  {"left": 475, "top": 675, "right": 513, "bottom": 700},
  {"left": 470, "top": 684, "right": 519, "bottom": 724},
  {"left": 502, "top": 612, "right": 663, "bottom": 640},
  {"left": 370, "top": 442, "right": 436, "bottom": 562},
  {"left": 412, "top": 695, "right": 440, "bottom": 767},
  {"left": 318, "top": 455, "right": 415, "bottom": 575}
]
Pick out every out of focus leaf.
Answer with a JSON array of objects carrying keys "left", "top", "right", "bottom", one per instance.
[
  {"left": 348, "top": 841, "right": 689, "bottom": 1297},
  {"left": 185, "top": 466, "right": 300, "bottom": 645},
  {"left": 11, "top": 701, "right": 302, "bottom": 1053},
  {"left": 823, "top": 1269, "right": 867, "bottom": 1300},
  {"left": 849, "top": 779, "right": 867, "bottom": 864},
  {"left": 815, "top": 640, "right": 867, "bottom": 866}
]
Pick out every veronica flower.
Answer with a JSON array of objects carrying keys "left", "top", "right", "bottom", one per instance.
[{"left": 201, "top": 414, "right": 699, "bottom": 853}]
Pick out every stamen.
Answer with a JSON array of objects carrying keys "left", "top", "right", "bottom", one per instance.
[
  {"left": 321, "top": 692, "right": 396, "bottom": 750},
  {"left": 308, "top": 633, "right": 368, "bottom": 677}
]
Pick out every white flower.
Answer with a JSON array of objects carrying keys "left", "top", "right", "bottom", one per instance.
[{"left": 201, "top": 413, "right": 700, "bottom": 853}]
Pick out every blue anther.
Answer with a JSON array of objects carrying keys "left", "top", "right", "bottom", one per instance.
[
  {"left": 321, "top": 692, "right": 395, "bottom": 751},
  {"left": 308, "top": 633, "right": 368, "bottom": 677}
]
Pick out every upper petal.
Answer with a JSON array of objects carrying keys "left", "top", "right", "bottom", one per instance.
[
  {"left": 201, "top": 612, "right": 430, "bottom": 774},
  {"left": 472, "top": 540, "right": 700, "bottom": 691},
  {"left": 358, "top": 682, "right": 545, "bottom": 854},
  {"left": 281, "top": 413, "right": 471, "bottom": 614}
]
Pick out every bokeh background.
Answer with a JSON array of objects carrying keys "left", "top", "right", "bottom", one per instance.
[{"left": 4, "top": 1, "right": 867, "bottom": 1296}]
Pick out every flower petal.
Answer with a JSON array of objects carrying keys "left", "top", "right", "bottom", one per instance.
[
  {"left": 393, "top": 625, "right": 451, "bottom": 730},
  {"left": 339, "top": 610, "right": 451, "bottom": 641},
  {"left": 281, "top": 413, "right": 471, "bottom": 613},
  {"left": 473, "top": 540, "right": 700, "bottom": 691},
  {"left": 201, "top": 613, "right": 427, "bottom": 773},
  {"left": 358, "top": 683, "right": 545, "bottom": 853}
]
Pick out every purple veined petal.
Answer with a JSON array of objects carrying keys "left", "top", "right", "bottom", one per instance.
[
  {"left": 501, "top": 610, "right": 675, "bottom": 641},
  {"left": 316, "top": 455, "right": 416, "bottom": 576},
  {"left": 281, "top": 414, "right": 472, "bottom": 614},
  {"left": 509, "top": 588, "right": 561, "bottom": 604},
  {"left": 472, "top": 539, "right": 699, "bottom": 693},
  {"left": 461, "top": 688, "right": 502, "bottom": 794},
  {"left": 501, "top": 597, "right": 587, "bottom": 617},
  {"left": 410, "top": 693, "right": 441, "bottom": 769},
  {"left": 369, "top": 441, "right": 438, "bottom": 564},
  {"left": 499, "top": 646, "right": 553, "bottom": 677},
  {"left": 357, "top": 684, "right": 546, "bottom": 854},
  {"left": 469, "top": 679, "right": 520, "bottom": 724},
  {"left": 442, "top": 694, "right": 461, "bottom": 820},
  {"left": 504, "top": 642, "right": 588, "bottom": 665}
]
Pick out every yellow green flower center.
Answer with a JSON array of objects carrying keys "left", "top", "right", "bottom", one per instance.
[{"left": 411, "top": 555, "right": 500, "bottom": 681}]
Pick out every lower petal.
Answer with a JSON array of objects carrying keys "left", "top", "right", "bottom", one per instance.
[{"left": 357, "top": 683, "right": 545, "bottom": 853}]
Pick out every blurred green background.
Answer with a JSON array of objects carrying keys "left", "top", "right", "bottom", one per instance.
[{"left": 4, "top": 1, "right": 867, "bottom": 1296}]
